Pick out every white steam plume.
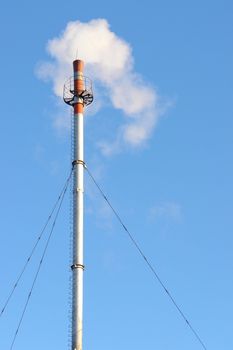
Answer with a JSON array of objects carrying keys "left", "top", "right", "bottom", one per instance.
[{"left": 37, "top": 19, "right": 162, "bottom": 154}]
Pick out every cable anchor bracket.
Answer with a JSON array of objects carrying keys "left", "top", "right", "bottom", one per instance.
[{"left": 71, "top": 263, "right": 85, "bottom": 270}]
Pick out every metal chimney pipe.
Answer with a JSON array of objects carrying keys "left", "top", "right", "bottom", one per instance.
[
  {"left": 72, "top": 59, "right": 85, "bottom": 350},
  {"left": 63, "top": 58, "right": 93, "bottom": 350}
]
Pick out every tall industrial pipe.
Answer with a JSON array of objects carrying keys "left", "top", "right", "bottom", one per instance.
[{"left": 64, "top": 59, "right": 93, "bottom": 350}]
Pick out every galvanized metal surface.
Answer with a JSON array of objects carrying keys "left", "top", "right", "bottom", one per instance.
[{"left": 72, "top": 110, "right": 84, "bottom": 350}]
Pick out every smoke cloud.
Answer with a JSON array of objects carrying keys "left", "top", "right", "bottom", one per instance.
[{"left": 37, "top": 19, "right": 162, "bottom": 154}]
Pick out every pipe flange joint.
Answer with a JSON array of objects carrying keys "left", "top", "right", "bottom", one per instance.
[
  {"left": 71, "top": 263, "right": 85, "bottom": 270},
  {"left": 72, "top": 160, "right": 86, "bottom": 167}
]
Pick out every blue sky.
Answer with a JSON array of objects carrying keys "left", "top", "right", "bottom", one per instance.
[{"left": 0, "top": 0, "right": 233, "bottom": 349}]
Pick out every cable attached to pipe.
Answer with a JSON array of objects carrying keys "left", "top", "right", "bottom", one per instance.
[
  {"left": 9, "top": 168, "right": 73, "bottom": 350},
  {"left": 0, "top": 170, "right": 73, "bottom": 320},
  {"left": 85, "top": 164, "right": 208, "bottom": 350}
]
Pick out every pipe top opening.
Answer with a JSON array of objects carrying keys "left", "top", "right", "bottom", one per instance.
[{"left": 73, "top": 59, "right": 84, "bottom": 73}]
